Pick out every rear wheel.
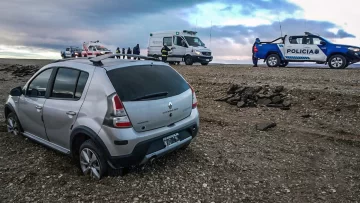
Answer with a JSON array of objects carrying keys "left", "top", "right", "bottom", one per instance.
[
  {"left": 79, "top": 140, "right": 108, "bottom": 180},
  {"left": 328, "top": 55, "right": 347, "bottom": 69},
  {"left": 185, "top": 55, "right": 193, "bottom": 65},
  {"left": 266, "top": 54, "right": 280, "bottom": 67}
]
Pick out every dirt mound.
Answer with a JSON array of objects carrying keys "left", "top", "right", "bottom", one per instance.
[
  {"left": 0, "top": 64, "right": 40, "bottom": 77},
  {"left": 215, "top": 84, "right": 291, "bottom": 109}
]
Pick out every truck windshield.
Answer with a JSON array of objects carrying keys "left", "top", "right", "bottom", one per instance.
[
  {"left": 184, "top": 36, "right": 205, "bottom": 47},
  {"left": 95, "top": 45, "right": 109, "bottom": 51}
]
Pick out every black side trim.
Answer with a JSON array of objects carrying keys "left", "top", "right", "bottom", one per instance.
[
  {"left": 70, "top": 126, "right": 111, "bottom": 159},
  {"left": 4, "top": 103, "right": 15, "bottom": 118},
  {"left": 114, "top": 140, "right": 128, "bottom": 145}
]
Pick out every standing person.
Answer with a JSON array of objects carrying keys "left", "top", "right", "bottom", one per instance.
[
  {"left": 161, "top": 44, "right": 171, "bottom": 63},
  {"left": 252, "top": 38, "right": 260, "bottom": 67},
  {"left": 122, "top": 48, "right": 125, "bottom": 59},
  {"left": 116, "top": 47, "right": 120, "bottom": 58},
  {"left": 127, "top": 47, "right": 132, "bottom": 59},
  {"left": 133, "top": 44, "right": 140, "bottom": 60}
]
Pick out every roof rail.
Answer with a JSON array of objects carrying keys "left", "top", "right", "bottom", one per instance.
[
  {"left": 89, "top": 54, "right": 161, "bottom": 66},
  {"left": 51, "top": 57, "right": 93, "bottom": 64}
]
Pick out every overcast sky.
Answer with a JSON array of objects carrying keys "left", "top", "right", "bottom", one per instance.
[{"left": 0, "top": 0, "right": 358, "bottom": 63}]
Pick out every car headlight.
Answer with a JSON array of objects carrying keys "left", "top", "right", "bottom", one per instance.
[
  {"left": 348, "top": 47, "right": 360, "bottom": 52},
  {"left": 194, "top": 50, "right": 201, "bottom": 55}
]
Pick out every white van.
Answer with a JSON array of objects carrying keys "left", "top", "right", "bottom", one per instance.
[{"left": 147, "top": 30, "right": 213, "bottom": 65}]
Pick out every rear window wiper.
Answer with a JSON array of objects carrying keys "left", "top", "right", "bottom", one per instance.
[{"left": 131, "top": 92, "right": 169, "bottom": 101}]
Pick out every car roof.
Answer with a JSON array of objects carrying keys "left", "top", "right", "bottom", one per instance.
[{"left": 50, "top": 58, "right": 166, "bottom": 71}]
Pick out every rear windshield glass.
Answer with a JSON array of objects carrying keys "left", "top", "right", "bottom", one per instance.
[{"left": 106, "top": 65, "right": 189, "bottom": 101}]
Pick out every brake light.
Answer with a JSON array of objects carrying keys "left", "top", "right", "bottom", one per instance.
[
  {"left": 188, "top": 83, "right": 198, "bottom": 109},
  {"left": 111, "top": 94, "right": 132, "bottom": 128},
  {"left": 254, "top": 46, "right": 258, "bottom": 52}
]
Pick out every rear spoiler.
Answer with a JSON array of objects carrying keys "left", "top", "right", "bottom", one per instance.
[{"left": 258, "top": 35, "right": 287, "bottom": 44}]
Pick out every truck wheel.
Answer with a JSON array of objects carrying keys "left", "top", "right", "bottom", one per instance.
[
  {"left": 328, "top": 55, "right": 347, "bottom": 69},
  {"left": 279, "top": 61, "right": 289, "bottom": 67},
  {"left": 185, "top": 56, "right": 193, "bottom": 65},
  {"left": 266, "top": 54, "right": 280, "bottom": 67}
]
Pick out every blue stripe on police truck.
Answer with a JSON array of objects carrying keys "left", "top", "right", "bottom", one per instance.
[{"left": 285, "top": 56, "right": 310, "bottom": 60}]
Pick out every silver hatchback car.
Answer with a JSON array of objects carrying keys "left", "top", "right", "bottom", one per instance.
[{"left": 4, "top": 54, "right": 199, "bottom": 179}]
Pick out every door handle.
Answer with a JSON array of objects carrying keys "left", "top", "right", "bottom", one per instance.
[
  {"left": 35, "top": 105, "right": 42, "bottom": 110},
  {"left": 66, "top": 111, "right": 77, "bottom": 116}
]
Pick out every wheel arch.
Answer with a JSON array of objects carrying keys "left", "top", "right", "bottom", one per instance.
[
  {"left": 70, "top": 126, "right": 111, "bottom": 159},
  {"left": 4, "top": 103, "right": 15, "bottom": 119},
  {"left": 265, "top": 51, "right": 282, "bottom": 60},
  {"left": 326, "top": 52, "right": 348, "bottom": 62}
]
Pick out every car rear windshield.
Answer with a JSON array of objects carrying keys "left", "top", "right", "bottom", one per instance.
[{"left": 106, "top": 65, "right": 189, "bottom": 101}]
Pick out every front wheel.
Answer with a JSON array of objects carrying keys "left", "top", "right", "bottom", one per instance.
[
  {"left": 328, "top": 55, "right": 347, "bottom": 69},
  {"left": 266, "top": 54, "right": 280, "bottom": 67},
  {"left": 6, "top": 112, "right": 22, "bottom": 136},
  {"left": 185, "top": 56, "right": 193, "bottom": 65},
  {"left": 79, "top": 140, "right": 108, "bottom": 180}
]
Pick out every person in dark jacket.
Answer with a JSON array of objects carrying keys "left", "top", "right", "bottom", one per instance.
[
  {"left": 127, "top": 47, "right": 132, "bottom": 59},
  {"left": 116, "top": 47, "right": 120, "bottom": 58},
  {"left": 122, "top": 48, "right": 125, "bottom": 59},
  {"left": 133, "top": 44, "right": 140, "bottom": 60},
  {"left": 161, "top": 45, "right": 171, "bottom": 63},
  {"left": 252, "top": 38, "right": 260, "bottom": 67}
]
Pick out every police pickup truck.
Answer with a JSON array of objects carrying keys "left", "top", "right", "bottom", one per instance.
[{"left": 254, "top": 32, "right": 360, "bottom": 69}]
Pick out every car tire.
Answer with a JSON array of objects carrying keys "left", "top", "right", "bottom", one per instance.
[
  {"left": 279, "top": 61, "right": 289, "bottom": 67},
  {"left": 6, "top": 112, "right": 22, "bottom": 136},
  {"left": 328, "top": 55, "right": 347, "bottom": 69},
  {"left": 201, "top": 63, "right": 209, "bottom": 66},
  {"left": 185, "top": 55, "right": 193, "bottom": 65},
  {"left": 266, "top": 54, "right": 280, "bottom": 67},
  {"left": 79, "top": 139, "right": 108, "bottom": 180}
]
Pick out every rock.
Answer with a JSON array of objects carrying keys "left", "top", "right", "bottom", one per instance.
[
  {"left": 227, "top": 84, "right": 239, "bottom": 94},
  {"left": 215, "top": 95, "right": 233, "bottom": 101},
  {"left": 247, "top": 100, "right": 256, "bottom": 107},
  {"left": 237, "top": 101, "right": 246, "bottom": 108},
  {"left": 266, "top": 104, "right": 283, "bottom": 108},
  {"left": 335, "top": 107, "right": 341, "bottom": 112},
  {"left": 282, "top": 100, "right": 291, "bottom": 107},
  {"left": 280, "top": 107, "right": 290, "bottom": 110},
  {"left": 274, "top": 86, "right": 284, "bottom": 92},
  {"left": 271, "top": 96, "right": 282, "bottom": 104},
  {"left": 258, "top": 98, "right": 272, "bottom": 106},
  {"left": 253, "top": 86, "right": 262, "bottom": 93},
  {"left": 256, "top": 122, "right": 276, "bottom": 131},
  {"left": 309, "top": 96, "right": 316, "bottom": 101},
  {"left": 226, "top": 98, "right": 239, "bottom": 105},
  {"left": 301, "top": 114, "right": 311, "bottom": 118},
  {"left": 235, "top": 87, "right": 246, "bottom": 94}
]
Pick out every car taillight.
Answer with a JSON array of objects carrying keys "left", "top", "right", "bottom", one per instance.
[
  {"left": 254, "top": 46, "right": 258, "bottom": 52},
  {"left": 188, "top": 83, "right": 197, "bottom": 109},
  {"left": 109, "top": 94, "right": 132, "bottom": 128}
]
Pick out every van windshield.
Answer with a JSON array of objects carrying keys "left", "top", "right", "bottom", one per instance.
[{"left": 184, "top": 36, "right": 205, "bottom": 47}]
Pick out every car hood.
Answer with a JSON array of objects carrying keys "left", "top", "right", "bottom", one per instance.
[
  {"left": 191, "top": 46, "right": 211, "bottom": 52},
  {"left": 331, "top": 43, "right": 360, "bottom": 49}
]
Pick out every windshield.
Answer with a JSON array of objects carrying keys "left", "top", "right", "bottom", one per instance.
[
  {"left": 319, "top": 36, "right": 332, "bottom": 43},
  {"left": 95, "top": 45, "right": 109, "bottom": 51},
  {"left": 184, "top": 36, "right": 205, "bottom": 47}
]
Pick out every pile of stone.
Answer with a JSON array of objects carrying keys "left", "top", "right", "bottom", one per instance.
[
  {"left": 0, "top": 64, "right": 40, "bottom": 77},
  {"left": 215, "top": 84, "right": 291, "bottom": 109}
]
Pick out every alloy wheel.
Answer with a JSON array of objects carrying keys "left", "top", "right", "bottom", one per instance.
[
  {"left": 7, "top": 117, "right": 19, "bottom": 136},
  {"left": 80, "top": 148, "right": 102, "bottom": 179},
  {"left": 331, "top": 57, "right": 343, "bottom": 68},
  {"left": 268, "top": 57, "right": 278, "bottom": 66}
]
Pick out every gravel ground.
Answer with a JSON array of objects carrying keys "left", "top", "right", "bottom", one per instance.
[{"left": 1, "top": 59, "right": 360, "bottom": 202}]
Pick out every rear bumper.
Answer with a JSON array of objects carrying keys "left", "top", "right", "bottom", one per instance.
[
  {"left": 98, "top": 108, "right": 200, "bottom": 168},
  {"left": 192, "top": 55, "right": 213, "bottom": 63},
  {"left": 107, "top": 123, "right": 198, "bottom": 168}
]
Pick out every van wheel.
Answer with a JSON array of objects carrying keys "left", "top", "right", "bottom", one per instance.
[
  {"left": 79, "top": 140, "right": 108, "bottom": 180},
  {"left": 266, "top": 54, "right": 280, "bottom": 67},
  {"left": 185, "top": 56, "right": 193, "bottom": 65},
  {"left": 6, "top": 112, "right": 22, "bottom": 136},
  {"left": 329, "top": 55, "right": 347, "bottom": 69}
]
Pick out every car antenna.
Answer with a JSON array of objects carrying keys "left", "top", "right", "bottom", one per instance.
[
  {"left": 277, "top": 14, "right": 283, "bottom": 38},
  {"left": 209, "top": 20, "right": 212, "bottom": 49}
]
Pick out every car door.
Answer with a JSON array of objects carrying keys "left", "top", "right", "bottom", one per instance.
[
  {"left": 284, "top": 36, "right": 308, "bottom": 60},
  {"left": 17, "top": 68, "right": 54, "bottom": 140},
  {"left": 42, "top": 67, "right": 90, "bottom": 149},
  {"left": 170, "top": 36, "right": 187, "bottom": 61},
  {"left": 302, "top": 36, "right": 327, "bottom": 62}
]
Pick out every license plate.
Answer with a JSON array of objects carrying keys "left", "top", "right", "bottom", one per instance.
[
  {"left": 206, "top": 59, "right": 210, "bottom": 61},
  {"left": 163, "top": 133, "right": 180, "bottom": 147}
]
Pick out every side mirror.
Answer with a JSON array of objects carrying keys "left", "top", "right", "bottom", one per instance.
[
  {"left": 320, "top": 40, "right": 326, "bottom": 45},
  {"left": 10, "top": 86, "right": 22, "bottom": 96}
]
